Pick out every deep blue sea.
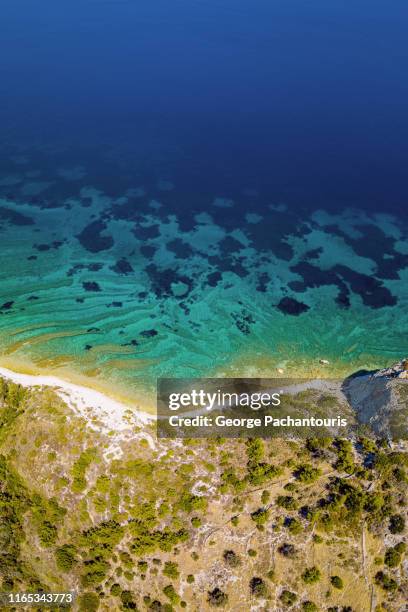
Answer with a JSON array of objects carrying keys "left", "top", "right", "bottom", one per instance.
[
  {"left": 2, "top": 0, "right": 408, "bottom": 210},
  {"left": 1, "top": 0, "right": 408, "bottom": 403}
]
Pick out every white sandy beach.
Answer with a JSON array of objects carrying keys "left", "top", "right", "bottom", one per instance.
[{"left": 0, "top": 366, "right": 155, "bottom": 456}]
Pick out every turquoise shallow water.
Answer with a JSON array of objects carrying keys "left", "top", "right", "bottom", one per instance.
[
  {"left": 2, "top": 1, "right": 408, "bottom": 403},
  {"left": 1, "top": 147, "right": 408, "bottom": 403}
]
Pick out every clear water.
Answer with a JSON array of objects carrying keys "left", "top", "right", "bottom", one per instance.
[{"left": 1, "top": 1, "right": 408, "bottom": 402}]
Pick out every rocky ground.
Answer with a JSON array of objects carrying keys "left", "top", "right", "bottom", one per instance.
[{"left": 0, "top": 361, "right": 407, "bottom": 611}]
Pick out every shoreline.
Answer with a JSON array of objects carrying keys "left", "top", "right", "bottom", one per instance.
[{"left": 0, "top": 365, "right": 154, "bottom": 429}]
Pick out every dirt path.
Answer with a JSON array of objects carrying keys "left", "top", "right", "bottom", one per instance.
[{"left": 361, "top": 522, "right": 369, "bottom": 589}]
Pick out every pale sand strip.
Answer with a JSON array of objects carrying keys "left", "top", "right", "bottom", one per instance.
[{"left": 0, "top": 366, "right": 154, "bottom": 436}]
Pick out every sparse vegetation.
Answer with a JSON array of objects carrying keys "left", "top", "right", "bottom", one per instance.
[
  {"left": 1, "top": 376, "right": 408, "bottom": 610},
  {"left": 302, "top": 602, "right": 318, "bottom": 612},
  {"left": 249, "top": 577, "right": 267, "bottom": 598},
  {"left": 295, "top": 464, "right": 321, "bottom": 484},
  {"left": 207, "top": 588, "right": 228, "bottom": 607},
  {"left": 163, "top": 561, "right": 179, "bottom": 579},
  {"left": 375, "top": 571, "right": 398, "bottom": 592},
  {"left": 280, "top": 589, "right": 297, "bottom": 606},
  {"left": 389, "top": 513, "right": 405, "bottom": 534},
  {"left": 301, "top": 566, "right": 321, "bottom": 584},
  {"left": 223, "top": 549, "right": 241, "bottom": 567},
  {"left": 330, "top": 575, "right": 344, "bottom": 589}
]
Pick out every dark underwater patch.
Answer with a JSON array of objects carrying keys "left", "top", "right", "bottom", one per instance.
[
  {"left": 335, "top": 288, "right": 351, "bottom": 309},
  {"left": 207, "top": 271, "right": 222, "bottom": 287},
  {"left": 208, "top": 252, "right": 249, "bottom": 278},
  {"left": 109, "top": 197, "right": 142, "bottom": 221},
  {"left": 232, "top": 311, "right": 255, "bottom": 335},
  {"left": 289, "top": 262, "right": 346, "bottom": 300},
  {"left": 145, "top": 263, "right": 192, "bottom": 298},
  {"left": 256, "top": 272, "right": 270, "bottom": 293},
  {"left": 245, "top": 211, "right": 302, "bottom": 260},
  {"left": 133, "top": 223, "right": 160, "bottom": 240},
  {"left": 140, "top": 329, "right": 158, "bottom": 338},
  {"left": 219, "top": 236, "right": 244, "bottom": 255},
  {"left": 34, "top": 240, "right": 63, "bottom": 252},
  {"left": 289, "top": 261, "right": 397, "bottom": 309},
  {"left": 277, "top": 297, "right": 310, "bottom": 316},
  {"left": 304, "top": 247, "right": 323, "bottom": 260},
  {"left": 122, "top": 339, "right": 139, "bottom": 347},
  {"left": 0, "top": 206, "right": 34, "bottom": 226},
  {"left": 77, "top": 220, "right": 114, "bottom": 253},
  {"left": 0, "top": 301, "right": 14, "bottom": 311},
  {"left": 140, "top": 245, "right": 156, "bottom": 258},
  {"left": 333, "top": 265, "right": 397, "bottom": 308},
  {"left": 167, "top": 239, "right": 194, "bottom": 258},
  {"left": 82, "top": 281, "right": 101, "bottom": 292},
  {"left": 111, "top": 258, "right": 134, "bottom": 275},
  {"left": 67, "top": 263, "right": 104, "bottom": 277},
  {"left": 326, "top": 223, "right": 408, "bottom": 280}
]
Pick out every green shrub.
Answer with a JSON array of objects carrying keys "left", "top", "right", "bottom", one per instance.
[
  {"left": 80, "top": 520, "right": 124, "bottom": 550},
  {"left": 384, "top": 547, "right": 402, "bottom": 568},
  {"left": 163, "top": 585, "right": 180, "bottom": 605},
  {"left": 55, "top": 544, "right": 77, "bottom": 571},
  {"left": 251, "top": 507, "right": 269, "bottom": 526},
  {"left": 280, "top": 590, "right": 297, "bottom": 606},
  {"left": 334, "top": 439, "right": 355, "bottom": 473},
  {"left": 247, "top": 461, "right": 282, "bottom": 485},
  {"left": 276, "top": 495, "right": 298, "bottom": 510},
  {"left": 295, "top": 464, "right": 321, "bottom": 484},
  {"left": 301, "top": 566, "right": 321, "bottom": 584},
  {"left": 38, "top": 521, "right": 57, "bottom": 547},
  {"left": 287, "top": 518, "right": 302, "bottom": 535},
  {"left": 249, "top": 577, "right": 267, "bottom": 598},
  {"left": 306, "top": 437, "right": 330, "bottom": 453},
  {"left": 163, "top": 561, "right": 179, "bottom": 579},
  {"left": 223, "top": 549, "right": 241, "bottom": 567},
  {"left": 120, "top": 590, "right": 137, "bottom": 609},
  {"left": 207, "top": 588, "right": 228, "bottom": 607},
  {"left": 81, "top": 558, "right": 110, "bottom": 587},
  {"left": 330, "top": 575, "right": 343, "bottom": 589},
  {"left": 178, "top": 493, "right": 207, "bottom": 513},
  {"left": 246, "top": 439, "right": 264, "bottom": 462},
  {"left": 110, "top": 584, "right": 121, "bottom": 596},
  {"left": 375, "top": 571, "right": 398, "bottom": 592},
  {"left": 302, "top": 602, "right": 318, "bottom": 612},
  {"left": 394, "top": 542, "right": 406, "bottom": 554},
  {"left": 72, "top": 448, "right": 98, "bottom": 493},
  {"left": 389, "top": 514, "right": 405, "bottom": 534}
]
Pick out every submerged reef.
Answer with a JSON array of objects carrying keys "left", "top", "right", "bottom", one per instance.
[{"left": 0, "top": 151, "right": 408, "bottom": 394}]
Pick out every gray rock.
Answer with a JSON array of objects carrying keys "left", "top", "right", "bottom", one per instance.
[{"left": 342, "top": 359, "right": 408, "bottom": 438}]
